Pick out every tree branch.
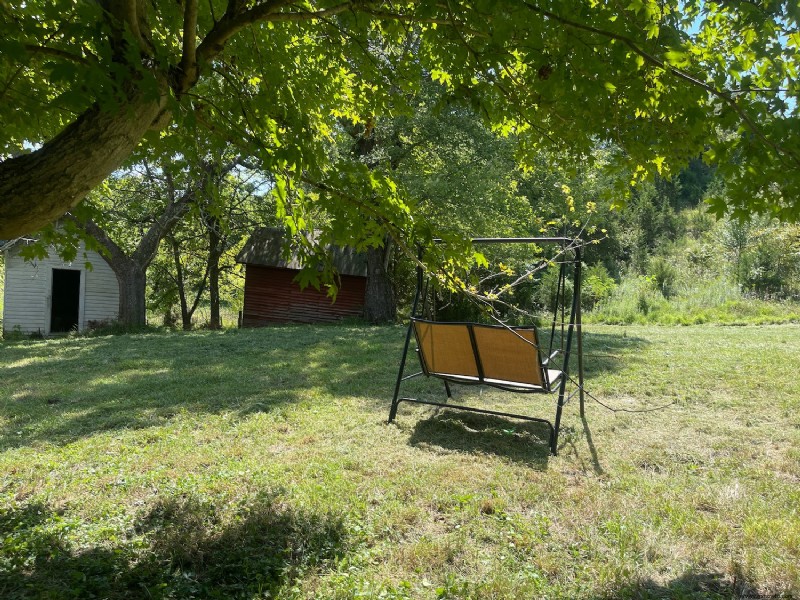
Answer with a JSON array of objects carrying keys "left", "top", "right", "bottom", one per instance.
[
  {"left": 297, "top": 173, "right": 418, "bottom": 264},
  {"left": 78, "top": 218, "right": 129, "bottom": 267},
  {"left": 195, "top": 0, "right": 348, "bottom": 65},
  {"left": 99, "top": 0, "right": 146, "bottom": 51},
  {"left": 177, "top": 0, "right": 199, "bottom": 92},
  {"left": 131, "top": 190, "right": 194, "bottom": 267},
  {"left": 357, "top": 6, "right": 487, "bottom": 37},
  {"left": 0, "top": 86, "right": 168, "bottom": 238},
  {"left": 23, "top": 44, "right": 94, "bottom": 66}
]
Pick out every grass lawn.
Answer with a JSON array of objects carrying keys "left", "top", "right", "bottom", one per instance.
[{"left": 1, "top": 324, "right": 798, "bottom": 599}]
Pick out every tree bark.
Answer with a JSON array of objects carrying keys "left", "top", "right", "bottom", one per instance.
[
  {"left": 206, "top": 215, "right": 224, "bottom": 329},
  {"left": 348, "top": 118, "right": 397, "bottom": 323},
  {"left": 0, "top": 2, "right": 363, "bottom": 239},
  {"left": 79, "top": 220, "right": 146, "bottom": 327},
  {"left": 0, "top": 90, "right": 167, "bottom": 238},
  {"left": 169, "top": 235, "right": 192, "bottom": 330},
  {"left": 115, "top": 262, "right": 149, "bottom": 328},
  {"left": 363, "top": 240, "right": 396, "bottom": 323}
]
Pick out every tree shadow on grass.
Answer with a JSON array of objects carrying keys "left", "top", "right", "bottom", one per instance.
[
  {"left": 567, "top": 328, "right": 649, "bottom": 380},
  {"left": 406, "top": 410, "right": 551, "bottom": 469},
  {"left": 0, "top": 325, "right": 402, "bottom": 450},
  {"left": 600, "top": 569, "right": 770, "bottom": 599},
  {"left": 0, "top": 325, "right": 647, "bottom": 450},
  {"left": 0, "top": 493, "right": 347, "bottom": 599}
]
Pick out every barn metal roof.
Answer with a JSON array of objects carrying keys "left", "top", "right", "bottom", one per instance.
[{"left": 236, "top": 227, "right": 368, "bottom": 278}]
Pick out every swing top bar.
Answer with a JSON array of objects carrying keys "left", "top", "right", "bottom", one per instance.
[{"left": 433, "top": 236, "right": 577, "bottom": 245}]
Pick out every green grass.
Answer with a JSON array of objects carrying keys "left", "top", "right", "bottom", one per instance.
[{"left": 1, "top": 324, "right": 799, "bottom": 598}]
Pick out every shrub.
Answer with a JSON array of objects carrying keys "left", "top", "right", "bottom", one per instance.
[
  {"left": 535, "top": 265, "right": 574, "bottom": 315},
  {"left": 647, "top": 256, "right": 678, "bottom": 298},
  {"left": 588, "top": 274, "right": 668, "bottom": 324},
  {"left": 581, "top": 264, "right": 617, "bottom": 310},
  {"left": 740, "top": 231, "right": 800, "bottom": 299}
]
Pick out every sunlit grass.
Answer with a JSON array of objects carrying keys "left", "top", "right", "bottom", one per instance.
[{"left": 1, "top": 324, "right": 799, "bottom": 598}]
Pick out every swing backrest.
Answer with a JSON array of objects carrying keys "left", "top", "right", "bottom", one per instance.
[{"left": 412, "top": 319, "right": 553, "bottom": 391}]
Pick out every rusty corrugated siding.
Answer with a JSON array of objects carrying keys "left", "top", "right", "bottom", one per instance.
[{"left": 242, "top": 265, "right": 367, "bottom": 326}]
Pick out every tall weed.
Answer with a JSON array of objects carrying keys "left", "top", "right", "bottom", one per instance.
[{"left": 588, "top": 272, "right": 800, "bottom": 325}]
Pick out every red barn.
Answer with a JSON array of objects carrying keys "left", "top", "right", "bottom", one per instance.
[{"left": 236, "top": 228, "right": 368, "bottom": 326}]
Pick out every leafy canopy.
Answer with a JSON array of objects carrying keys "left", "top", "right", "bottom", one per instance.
[{"left": 0, "top": 0, "right": 798, "bottom": 243}]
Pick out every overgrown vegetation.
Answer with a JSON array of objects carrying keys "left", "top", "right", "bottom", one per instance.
[
  {"left": 1, "top": 324, "right": 798, "bottom": 598},
  {"left": 585, "top": 208, "right": 800, "bottom": 325}
]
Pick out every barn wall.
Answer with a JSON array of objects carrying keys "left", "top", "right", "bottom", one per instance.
[
  {"left": 242, "top": 265, "right": 366, "bottom": 326},
  {"left": 2, "top": 243, "right": 119, "bottom": 335}
]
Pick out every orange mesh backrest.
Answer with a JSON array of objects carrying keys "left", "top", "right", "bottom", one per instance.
[
  {"left": 413, "top": 321, "right": 479, "bottom": 378},
  {"left": 471, "top": 325, "right": 544, "bottom": 387}
]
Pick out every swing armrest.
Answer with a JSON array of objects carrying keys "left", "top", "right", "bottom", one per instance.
[{"left": 542, "top": 349, "right": 560, "bottom": 367}]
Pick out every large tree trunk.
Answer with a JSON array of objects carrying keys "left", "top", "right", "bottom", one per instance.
[
  {"left": 84, "top": 226, "right": 153, "bottom": 328},
  {"left": 115, "top": 261, "right": 149, "bottom": 328},
  {"left": 349, "top": 119, "right": 396, "bottom": 323},
  {"left": 0, "top": 89, "right": 167, "bottom": 238},
  {"left": 363, "top": 241, "right": 396, "bottom": 323}
]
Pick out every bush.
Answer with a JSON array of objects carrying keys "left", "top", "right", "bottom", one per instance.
[
  {"left": 581, "top": 264, "right": 616, "bottom": 310},
  {"left": 739, "top": 231, "right": 800, "bottom": 299},
  {"left": 718, "top": 216, "right": 800, "bottom": 299},
  {"left": 589, "top": 274, "right": 669, "bottom": 324},
  {"left": 647, "top": 256, "right": 678, "bottom": 298},
  {"left": 683, "top": 243, "right": 715, "bottom": 277},
  {"left": 535, "top": 265, "right": 574, "bottom": 315}
]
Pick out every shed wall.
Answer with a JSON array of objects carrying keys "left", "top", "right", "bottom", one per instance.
[
  {"left": 2, "top": 243, "right": 119, "bottom": 335},
  {"left": 242, "top": 265, "right": 366, "bottom": 326},
  {"left": 82, "top": 256, "right": 120, "bottom": 327}
]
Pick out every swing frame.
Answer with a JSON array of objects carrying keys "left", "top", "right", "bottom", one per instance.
[{"left": 387, "top": 237, "right": 585, "bottom": 456}]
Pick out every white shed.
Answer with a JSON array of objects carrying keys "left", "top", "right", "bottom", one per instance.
[{"left": 1, "top": 239, "right": 119, "bottom": 336}]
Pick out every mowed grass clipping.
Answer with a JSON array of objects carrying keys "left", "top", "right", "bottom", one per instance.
[{"left": 1, "top": 324, "right": 799, "bottom": 599}]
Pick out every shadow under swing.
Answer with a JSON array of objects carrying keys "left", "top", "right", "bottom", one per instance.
[{"left": 388, "top": 237, "right": 586, "bottom": 456}]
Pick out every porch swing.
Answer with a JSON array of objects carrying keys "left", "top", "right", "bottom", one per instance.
[{"left": 387, "top": 237, "right": 586, "bottom": 456}]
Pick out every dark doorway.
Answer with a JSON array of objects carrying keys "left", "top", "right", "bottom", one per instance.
[{"left": 50, "top": 269, "right": 81, "bottom": 333}]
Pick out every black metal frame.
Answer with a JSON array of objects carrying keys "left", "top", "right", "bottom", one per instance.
[{"left": 388, "top": 236, "right": 585, "bottom": 456}]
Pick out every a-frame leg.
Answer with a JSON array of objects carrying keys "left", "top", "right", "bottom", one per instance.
[
  {"left": 551, "top": 384, "right": 567, "bottom": 455},
  {"left": 389, "top": 319, "right": 416, "bottom": 423},
  {"left": 552, "top": 250, "right": 581, "bottom": 456}
]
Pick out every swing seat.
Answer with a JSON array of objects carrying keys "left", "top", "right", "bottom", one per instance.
[
  {"left": 412, "top": 319, "right": 561, "bottom": 393},
  {"left": 388, "top": 318, "right": 569, "bottom": 455}
]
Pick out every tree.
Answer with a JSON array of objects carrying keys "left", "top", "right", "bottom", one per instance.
[
  {"left": 1, "top": 1, "right": 798, "bottom": 244},
  {"left": 328, "top": 81, "right": 540, "bottom": 319},
  {"left": 75, "top": 167, "right": 193, "bottom": 328},
  {"left": 344, "top": 118, "right": 398, "bottom": 324},
  {"left": 74, "top": 157, "right": 239, "bottom": 327},
  {"left": 149, "top": 163, "right": 268, "bottom": 329}
]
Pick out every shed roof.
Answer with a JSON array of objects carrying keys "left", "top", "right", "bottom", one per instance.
[
  {"left": 0, "top": 238, "right": 24, "bottom": 253},
  {"left": 236, "top": 228, "right": 368, "bottom": 278}
]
